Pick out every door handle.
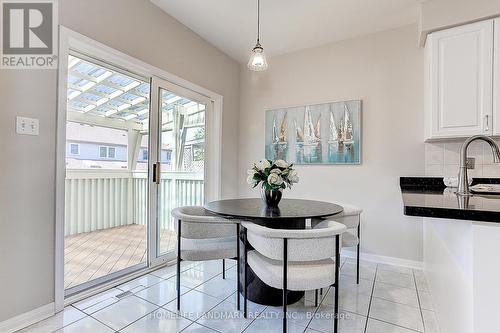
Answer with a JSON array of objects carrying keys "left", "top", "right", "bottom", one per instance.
[
  {"left": 153, "top": 162, "right": 161, "bottom": 184},
  {"left": 485, "top": 115, "right": 490, "bottom": 132}
]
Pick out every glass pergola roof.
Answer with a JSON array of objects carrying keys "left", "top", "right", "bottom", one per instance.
[{"left": 66, "top": 55, "right": 205, "bottom": 128}]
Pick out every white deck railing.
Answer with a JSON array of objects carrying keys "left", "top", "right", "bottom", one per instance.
[{"left": 65, "top": 170, "right": 204, "bottom": 236}]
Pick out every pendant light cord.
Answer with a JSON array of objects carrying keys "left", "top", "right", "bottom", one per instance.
[{"left": 257, "top": 0, "right": 260, "bottom": 43}]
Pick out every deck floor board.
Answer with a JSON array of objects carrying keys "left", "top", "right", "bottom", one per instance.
[{"left": 64, "top": 224, "right": 175, "bottom": 289}]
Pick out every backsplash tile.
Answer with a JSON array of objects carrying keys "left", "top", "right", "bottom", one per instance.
[
  {"left": 425, "top": 139, "right": 500, "bottom": 179},
  {"left": 484, "top": 165, "right": 500, "bottom": 177},
  {"left": 425, "top": 164, "right": 444, "bottom": 176},
  {"left": 425, "top": 143, "right": 444, "bottom": 165},
  {"left": 443, "top": 142, "right": 461, "bottom": 165}
]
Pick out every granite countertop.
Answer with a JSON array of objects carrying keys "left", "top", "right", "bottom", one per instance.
[{"left": 400, "top": 177, "right": 500, "bottom": 223}]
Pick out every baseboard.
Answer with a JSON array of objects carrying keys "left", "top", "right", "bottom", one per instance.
[
  {"left": 342, "top": 249, "right": 423, "bottom": 270},
  {"left": 0, "top": 302, "right": 55, "bottom": 333}
]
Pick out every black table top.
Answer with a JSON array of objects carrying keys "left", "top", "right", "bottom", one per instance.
[
  {"left": 400, "top": 177, "right": 500, "bottom": 223},
  {"left": 205, "top": 198, "right": 343, "bottom": 221}
]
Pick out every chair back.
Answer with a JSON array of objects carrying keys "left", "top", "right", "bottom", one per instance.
[
  {"left": 337, "top": 203, "right": 362, "bottom": 216},
  {"left": 317, "top": 203, "right": 362, "bottom": 229},
  {"left": 171, "top": 206, "right": 236, "bottom": 239},
  {"left": 242, "top": 221, "right": 346, "bottom": 262},
  {"left": 332, "top": 215, "right": 359, "bottom": 229}
]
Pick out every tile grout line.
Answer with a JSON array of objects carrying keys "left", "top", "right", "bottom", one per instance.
[
  {"left": 162, "top": 278, "right": 232, "bottom": 332},
  {"left": 192, "top": 291, "right": 240, "bottom": 332},
  {"left": 370, "top": 279, "right": 417, "bottom": 291},
  {"left": 98, "top": 286, "right": 213, "bottom": 333},
  {"left": 77, "top": 267, "right": 201, "bottom": 327},
  {"left": 303, "top": 259, "right": 341, "bottom": 332},
  {"left": 182, "top": 321, "right": 221, "bottom": 333},
  {"left": 366, "top": 269, "right": 426, "bottom": 333},
  {"left": 46, "top": 305, "right": 89, "bottom": 332},
  {"left": 81, "top": 283, "right": 160, "bottom": 314},
  {"left": 63, "top": 259, "right": 427, "bottom": 333},
  {"left": 86, "top": 310, "right": 125, "bottom": 332},
  {"left": 413, "top": 269, "right": 427, "bottom": 333},
  {"left": 369, "top": 294, "right": 422, "bottom": 310},
  {"left": 133, "top": 283, "right": 193, "bottom": 306},
  {"left": 303, "top": 259, "right": 351, "bottom": 332},
  {"left": 116, "top": 303, "right": 199, "bottom": 333},
  {"left": 197, "top": 259, "right": 332, "bottom": 319},
  {"left": 240, "top": 307, "right": 267, "bottom": 333},
  {"left": 88, "top": 295, "right": 162, "bottom": 332},
  {"left": 191, "top": 284, "right": 237, "bottom": 301},
  {"left": 363, "top": 264, "right": 378, "bottom": 333},
  {"left": 219, "top": 291, "right": 263, "bottom": 333},
  {"left": 76, "top": 295, "right": 116, "bottom": 313},
  {"left": 30, "top": 262, "right": 227, "bottom": 332},
  {"left": 368, "top": 317, "right": 425, "bottom": 333},
  {"left": 301, "top": 287, "right": 329, "bottom": 332},
  {"left": 301, "top": 258, "right": 370, "bottom": 332},
  {"left": 83, "top": 262, "right": 222, "bottom": 315}
]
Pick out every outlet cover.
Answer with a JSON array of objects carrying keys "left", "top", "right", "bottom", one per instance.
[{"left": 16, "top": 116, "right": 39, "bottom": 136}]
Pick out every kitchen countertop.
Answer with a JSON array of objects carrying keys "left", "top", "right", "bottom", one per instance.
[{"left": 400, "top": 177, "right": 500, "bottom": 223}]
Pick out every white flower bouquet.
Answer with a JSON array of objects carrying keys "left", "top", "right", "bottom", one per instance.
[{"left": 247, "top": 159, "right": 299, "bottom": 191}]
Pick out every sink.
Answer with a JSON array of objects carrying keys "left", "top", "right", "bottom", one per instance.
[{"left": 470, "top": 184, "right": 500, "bottom": 194}]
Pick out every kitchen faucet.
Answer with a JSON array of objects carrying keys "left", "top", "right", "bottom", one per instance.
[{"left": 457, "top": 135, "right": 500, "bottom": 196}]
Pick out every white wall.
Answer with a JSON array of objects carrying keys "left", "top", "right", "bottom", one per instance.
[
  {"left": 419, "top": 0, "right": 500, "bottom": 44},
  {"left": 0, "top": 71, "right": 58, "bottom": 323},
  {"left": 0, "top": 0, "right": 240, "bottom": 322},
  {"left": 59, "top": 0, "right": 241, "bottom": 198},
  {"left": 238, "top": 25, "right": 425, "bottom": 262}
]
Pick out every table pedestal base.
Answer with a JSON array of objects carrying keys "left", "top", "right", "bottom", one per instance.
[{"left": 238, "top": 264, "right": 304, "bottom": 306}]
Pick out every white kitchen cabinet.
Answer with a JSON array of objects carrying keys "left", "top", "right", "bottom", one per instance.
[{"left": 425, "top": 20, "right": 494, "bottom": 140}]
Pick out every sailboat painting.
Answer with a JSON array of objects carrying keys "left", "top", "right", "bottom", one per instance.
[{"left": 265, "top": 100, "right": 361, "bottom": 164}]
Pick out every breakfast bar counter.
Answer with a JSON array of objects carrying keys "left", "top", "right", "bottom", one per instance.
[
  {"left": 400, "top": 176, "right": 500, "bottom": 333},
  {"left": 400, "top": 177, "right": 500, "bottom": 223}
]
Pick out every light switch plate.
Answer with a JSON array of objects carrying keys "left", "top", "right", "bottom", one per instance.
[{"left": 16, "top": 116, "right": 39, "bottom": 135}]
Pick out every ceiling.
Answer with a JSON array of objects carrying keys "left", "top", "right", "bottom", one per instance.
[{"left": 151, "top": 0, "right": 423, "bottom": 63}]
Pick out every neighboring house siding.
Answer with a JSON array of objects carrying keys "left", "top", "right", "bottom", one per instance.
[
  {"left": 161, "top": 149, "right": 172, "bottom": 163},
  {"left": 67, "top": 141, "right": 127, "bottom": 161},
  {"left": 137, "top": 148, "right": 172, "bottom": 164}
]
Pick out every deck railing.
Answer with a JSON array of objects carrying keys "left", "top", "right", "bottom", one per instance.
[{"left": 65, "top": 170, "right": 204, "bottom": 236}]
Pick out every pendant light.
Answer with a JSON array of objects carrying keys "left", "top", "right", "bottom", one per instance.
[{"left": 247, "top": 0, "right": 268, "bottom": 71}]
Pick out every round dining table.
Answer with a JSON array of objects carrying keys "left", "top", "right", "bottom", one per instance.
[{"left": 204, "top": 198, "right": 343, "bottom": 306}]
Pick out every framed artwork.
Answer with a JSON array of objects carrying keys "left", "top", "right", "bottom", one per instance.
[{"left": 265, "top": 100, "right": 361, "bottom": 164}]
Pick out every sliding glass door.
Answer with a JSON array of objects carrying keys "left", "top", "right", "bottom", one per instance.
[
  {"left": 64, "top": 52, "right": 151, "bottom": 294},
  {"left": 63, "top": 51, "right": 212, "bottom": 294},
  {"left": 150, "top": 78, "right": 210, "bottom": 263}
]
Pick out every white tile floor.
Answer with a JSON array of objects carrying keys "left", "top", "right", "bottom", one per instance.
[{"left": 18, "top": 258, "right": 440, "bottom": 333}]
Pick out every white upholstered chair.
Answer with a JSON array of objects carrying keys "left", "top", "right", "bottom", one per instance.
[
  {"left": 241, "top": 220, "right": 347, "bottom": 333},
  {"left": 318, "top": 203, "right": 362, "bottom": 283},
  {"left": 171, "top": 206, "right": 240, "bottom": 311}
]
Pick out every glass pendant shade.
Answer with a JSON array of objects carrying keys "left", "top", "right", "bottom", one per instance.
[{"left": 247, "top": 43, "right": 268, "bottom": 71}]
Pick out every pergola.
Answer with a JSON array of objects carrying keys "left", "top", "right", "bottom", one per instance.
[{"left": 66, "top": 53, "right": 206, "bottom": 171}]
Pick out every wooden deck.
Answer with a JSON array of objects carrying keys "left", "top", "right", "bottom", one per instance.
[{"left": 64, "top": 224, "right": 176, "bottom": 289}]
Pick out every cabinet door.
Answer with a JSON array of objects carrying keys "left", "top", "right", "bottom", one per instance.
[
  {"left": 494, "top": 18, "right": 500, "bottom": 136},
  {"left": 427, "top": 20, "right": 493, "bottom": 140}
]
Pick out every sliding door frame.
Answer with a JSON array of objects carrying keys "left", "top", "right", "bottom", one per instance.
[
  {"left": 55, "top": 26, "right": 222, "bottom": 311},
  {"left": 149, "top": 77, "right": 214, "bottom": 267}
]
